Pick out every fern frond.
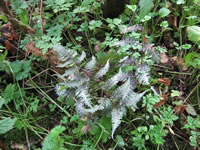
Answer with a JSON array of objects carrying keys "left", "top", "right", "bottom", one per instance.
[
  {"left": 111, "top": 107, "right": 126, "bottom": 138},
  {"left": 114, "top": 78, "right": 133, "bottom": 100},
  {"left": 76, "top": 86, "right": 92, "bottom": 108},
  {"left": 62, "top": 67, "right": 78, "bottom": 78},
  {"left": 135, "top": 64, "right": 150, "bottom": 85},
  {"left": 95, "top": 60, "right": 110, "bottom": 79},
  {"left": 54, "top": 45, "right": 77, "bottom": 62},
  {"left": 98, "top": 98, "right": 112, "bottom": 109},
  {"left": 75, "top": 102, "right": 87, "bottom": 116},
  {"left": 65, "top": 77, "right": 88, "bottom": 88},
  {"left": 55, "top": 84, "right": 68, "bottom": 98},
  {"left": 104, "top": 68, "right": 127, "bottom": 89},
  {"left": 124, "top": 90, "right": 147, "bottom": 109},
  {"left": 57, "top": 59, "right": 74, "bottom": 68},
  {"left": 85, "top": 56, "right": 96, "bottom": 71},
  {"left": 76, "top": 51, "right": 86, "bottom": 64}
]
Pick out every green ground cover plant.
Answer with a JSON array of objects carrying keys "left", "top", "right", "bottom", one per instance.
[{"left": 0, "top": 0, "right": 200, "bottom": 149}]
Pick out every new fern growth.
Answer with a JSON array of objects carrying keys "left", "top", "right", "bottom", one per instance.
[{"left": 54, "top": 45, "right": 150, "bottom": 138}]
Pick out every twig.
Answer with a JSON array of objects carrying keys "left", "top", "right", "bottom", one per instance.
[
  {"left": 183, "top": 82, "right": 200, "bottom": 103},
  {"left": 40, "top": 0, "right": 44, "bottom": 35}
]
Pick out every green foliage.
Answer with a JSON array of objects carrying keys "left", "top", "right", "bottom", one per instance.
[
  {"left": 184, "top": 52, "right": 200, "bottom": 69},
  {"left": 139, "top": 0, "right": 153, "bottom": 18},
  {"left": 183, "top": 116, "right": 200, "bottom": 147},
  {"left": 42, "top": 126, "right": 66, "bottom": 150},
  {"left": 183, "top": 116, "right": 200, "bottom": 129},
  {"left": 0, "top": 117, "right": 17, "bottom": 134},
  {"left": 10, "top": 60, "right": 32, "bottom": 80},
  {"left": 159, "top": 8, "right": 171, "bottom": 18},
  {"left": 187, "top": 26, "right": 200, "bottom": 42},
  {"left": 132, "top": 124, "right": 167, "bottom": 149},
  {"left": 142, "top": 93, "right": 161, "bottom": 113},
  {"left": 2, "top": 84, "right": 24, "bottom": 104},
  {"left": 159, "top": 106, "right": 178, "bottom": 125},
  {"left": 0, "top": 50, "right": 8, "bottom": 61},
  {"left": 90, "top": 117, "right": 112, "bottom": 143}
]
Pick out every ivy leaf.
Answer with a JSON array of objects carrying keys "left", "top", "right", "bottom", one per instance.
[
  {"left": 139, "top": 0, "right": 153, "bottom": 18},
  {"left": 0, "top": 117, "right": 17, "bottom": 134}
]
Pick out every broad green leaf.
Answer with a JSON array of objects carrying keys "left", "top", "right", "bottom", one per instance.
[
  {"left": 0, "top": 117, "right": 17, "bottom": 134},
  {"left": 139, "top": 0, "right": 153, "bottom": 18},
  {"left": 187, "top": 26, "right": 200, "bottom": 42},
  {"left": 19, "top": 9, "right": 29, "bottom": 25},
  {"left": 159, "top": 8, "right": 171, "bottom": 18},
  {"left": 42, "top": 126, "right": 66, "bottom": 150}
]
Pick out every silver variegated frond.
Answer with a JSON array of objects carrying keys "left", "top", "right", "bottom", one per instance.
[
  {"left": 124, "top": 90, "right": 147, "bottom": 109},
  {"left": 76, "top": 51, "right": 86, "bottom": 64},
  {"left": 75, "top": 102, "right": 87, "bottom": 116},
  {"left": 57, "top": 59, "right": 74, "bottom": 68},
  {"left": 95, "top": 59, "right": 110, "bottom": 79},
  {"left": 64, "top": 77, "right": 88, "bottom": 88},
  {"left": 114, "top": 78, "right": 132, "bottom": 100},
  {"left": 76, "top": 86, "right": 92, "bottom": 108},
  {"left": 111, "top": 107, "right": 126, "bottom": 138},
  {"left": 55, "top": 84, "right": 68, "bottom": 98},
  {"left": 62, "top": 67, "right": 78, "bottom": 78},
  {"left": 104, "top": 68, "right": 127, "bottom": 89},
  {"left": 85, "top": 56, "right": 96, "bottom": 71},
  {"left": 135, "top": 64, "right": 150, "bottom": 85},
  {"left": 54, "top": 45, "right": 78, "bottom": 62}
]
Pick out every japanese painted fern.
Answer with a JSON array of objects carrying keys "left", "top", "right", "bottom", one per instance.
[{"left": 54, "top": 45, "right": 148, "bottom": 138}]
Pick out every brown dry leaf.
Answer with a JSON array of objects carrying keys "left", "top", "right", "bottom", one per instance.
[
  {"left": 2, "top": 24, "right": 19, "bottom": 41},
  {"left": 26, "top": 41, "right": 46, "bottom": 58},
  {"left": 154, "top": 94, "right": 168, "bottom": 109},
  {"left": 160, "top": 53, "right": 169, "bottom": 64},
  {"left": 158, "top": 78, "right": 171, "bottom": 86},
  {"left": 26, "top": 41, "right": 60, "bottom": 69},
  {"left": 170, "top": 56, "right": 188, "bottom": 71},
  {"left": 176, "top": 57, "right": 188, "bottom": 71},
  {"left": 174, "top": 105, "right": 186, "bottom": 114},
  {"left": 5, "top": 40, "right": 16, "bottom": 55},
  {"left": 154, "top": 100, "right": 166, "bottom": 109},
  {"left": 162, "top": 94, "right": 169, "bottom": 100}
]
